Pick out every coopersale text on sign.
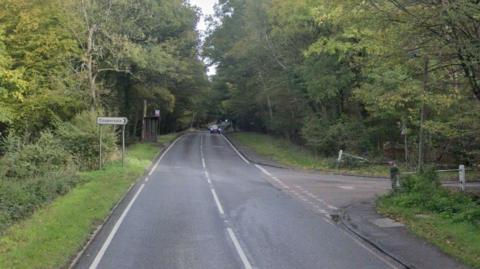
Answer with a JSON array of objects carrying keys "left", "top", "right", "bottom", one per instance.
[{"left": 97, "top": 117, "right": 128, "bottom": 125}]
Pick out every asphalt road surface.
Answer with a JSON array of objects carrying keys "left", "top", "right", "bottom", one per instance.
[{"left": 74, "top": 132, "right": 400, "bottom": 269}]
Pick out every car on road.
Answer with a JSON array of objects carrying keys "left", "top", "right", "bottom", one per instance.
[{"left": 209, "top": 124, "right": 222, "bottom": 134}]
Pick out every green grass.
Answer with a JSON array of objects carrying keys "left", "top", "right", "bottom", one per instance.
[
  {"left": 437, "top": 170, "right": 480, "bottom": 182},
  {"left": 229, "top": 132, "right": 389, "bottom": 177},
  {"left": 378, "top": 200, "right": 480, "bottom": 268},
  {"left": 0, "top": 135, "right": 177, "bottom": 269}
]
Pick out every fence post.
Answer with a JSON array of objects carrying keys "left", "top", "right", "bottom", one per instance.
[
  {"left": 459, "top": 164, "right": 465, "bottom": 192},
  {"left": 336, "top": 150, "right": 343, "bottom": 169}
]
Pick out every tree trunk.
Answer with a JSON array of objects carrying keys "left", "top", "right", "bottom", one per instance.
[
  {"left": 267, "top": 95, "right": 273, "bottom": 121},
  {"left": 418, "top": 56, "right": 429, "bottom": 170},
  {"left": 87, "top": 25, "right": 98, "bottom": 111}
]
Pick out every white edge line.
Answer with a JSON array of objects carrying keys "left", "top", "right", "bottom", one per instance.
[
  {"left": 327, "top": 205, "right": 339, "bottom": 210},
  {"left": 222, "top": 135, "right": 250, "bottom": 164},
  {"left": 89, "top": 184, "right": 146, "bottom": 269},
  {"left": 255, "top": 164, "right": 272, "bottom": 177},
  {"left": 210, "top": 188, "right": 225, "bottom": 215},
  {"left": 227, "top": 228, "right": 253, "bottom": 269},
  {"left": 200, "top": 135, "right": 204, "bottom": 157},
  {"left": 148, "top": 136, "right": 182, "bottom": 176},
  {"left": 90, "top": 135, "right": 183, "bottom": 268}
]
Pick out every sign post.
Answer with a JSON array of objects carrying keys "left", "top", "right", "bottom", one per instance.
[
  {"left": 459, "top": 164, "right": 466, "bottom": 192},
  {"left": 97, "top": 117, "right": 128, "bottom": 168}
]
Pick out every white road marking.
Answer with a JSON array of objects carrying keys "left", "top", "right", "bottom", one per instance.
[
  {"left": 227, "top": 228, "right": 253, "bottom": 269},
  {"left": 327, "top": 205, "right": 338, "bottom": 210},
  {"left": 210, "top": 188, "right": 225, "bottom": 215},
  {"left": 148, "top": 136, "right": 182, "bottom": 176},
  {"left": 90, "top": 135, "right": 184, "bottom": 268},
  {"left": 339, "top": 185, "right": 355, "bottom": 190},
  {"left": 317, "top": 209, "right": 328, "bottom": 214},
  {"left": 222, "top": 135, "right": 250, "bottom": 164},
  {"left": 145, "top": 177, "right": 149, "bottom": 182},
  {"left": 293, "top": 185, "right": 340, "bottom": 212},
  {"left": 323, "top": 217, "right": 334, "bottom": 225},
  {"left": 203, "top": 134, "right": 253, "bottom": 268},
  {"left": 89, "top": 184, "right": 146, "bottom": 269},
  {"left": 200, "top": 135, "right": 205, "bottom": 158},
  {"left": 209, "top": 134, "right": 393, "bottom": 268},
  {"left": 204, "top": 171, "right": 212, "bottom": 184},
  {"left": 255, "top": 164, "right": 272, "bottom": 177},
  {"left": 201, "top": 136, "right": 212, "bottom": 185}
]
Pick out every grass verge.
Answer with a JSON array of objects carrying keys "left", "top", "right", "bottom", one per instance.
[
  {"left": 229, "top": 132, "right": 389, "bottom": 177},
  {"left": 0, "top": 134, "right": 177, "bottom": 269},
  {"left": 377, "top": 171, "right": 480, "bottom": 268}
]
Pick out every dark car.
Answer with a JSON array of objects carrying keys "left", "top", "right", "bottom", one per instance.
[{"left": 209, "top": 124, "right": 222, "bottom": 134}]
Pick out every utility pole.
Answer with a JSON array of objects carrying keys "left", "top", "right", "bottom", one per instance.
[{"left": 418, "top": 56, "right": 429, "bottom": 170}]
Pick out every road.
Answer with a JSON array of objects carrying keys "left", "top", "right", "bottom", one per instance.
[{"left": 75, "top": 132, "right": 399, "bottom": 269}]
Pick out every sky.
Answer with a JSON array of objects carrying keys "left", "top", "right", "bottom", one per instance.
[
  {"left": 189, "top": 0, "right": 218, "bottom": 32},
  {"left": 188, "top": 0, "right": 219, "bottom": 76}
]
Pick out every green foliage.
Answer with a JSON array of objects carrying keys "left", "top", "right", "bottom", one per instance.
[
  {"left": 0, "top": 0, "right": 207, "bottom": 140},
  {"left": 0, "top": 131, "right": 75, "bottom": 180},
  {"left": 0, "top": 141, "right": 167, "bottom": 268},
  {"left": 383, "top": 171, "right": 480, "bottom": 225},
  {"left": 57, "top": 111, "right": 117, "bottom": 170},
  {"left": 205, "top": 0, "right": 480, "bottom": 166},
  {"left": 0, "top": 175, "right": 79, "bottom": 231},
  {"left": 301, "top": 116, "right": 370, "bottom": 155},
  {"left": 230, "top": 132, "right": 389, "bottom": 177},
  {"left": 0, "top": 131, "right": 79, "bottom": 231},
  {"left": 379, "top": 170, "right": 480, "bottom": 267}
]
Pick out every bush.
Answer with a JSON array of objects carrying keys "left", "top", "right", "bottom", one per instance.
[
  {"left": 57, "top": 110, "right": 117, "bottom": 170},
  {"left": 382, "top": 170, "right": 480, "bottom": 225},
  {"left": 0, "top": 131, "right": 79, "bottom": 232},
  {"left": 0, "top": 175, "right": 79, "bottom": 231},
  {"left": 0, "top": 131, "right": 75, "bottom": 180}
]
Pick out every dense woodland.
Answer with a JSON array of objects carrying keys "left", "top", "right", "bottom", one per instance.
[
  {"left": 0, "top": 0, "right": 208, "bottom": 229},
  {"left": 0, "top": 0, "right": 478, "bottom": 241},
  {"left": 204, "top": 0, "right": 480, "bottom": 167},
  {"left": 1, "top": 0, "right": 480, "bottom": 169},
  {"left": 0, "top": 0, "right": 208, "bottom": 141}
]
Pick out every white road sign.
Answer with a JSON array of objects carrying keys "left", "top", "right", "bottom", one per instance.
[{"left": 97, "top": 117, "right": 128, "bottom": 125}]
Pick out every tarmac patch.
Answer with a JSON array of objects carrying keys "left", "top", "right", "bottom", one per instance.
[{"left": 371, "top": 218, "right": 404, "bottom": 228}]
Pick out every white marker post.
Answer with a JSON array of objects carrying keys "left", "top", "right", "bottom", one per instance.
[
  {"left": 336, "top": 150, "right": 343, "bottom": 169},
  {"left": 459, "top": 164, "right": 465, "bottom": 192},
  {"left": 97, "top": 117, "right": 128, "bottom": 168}
]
